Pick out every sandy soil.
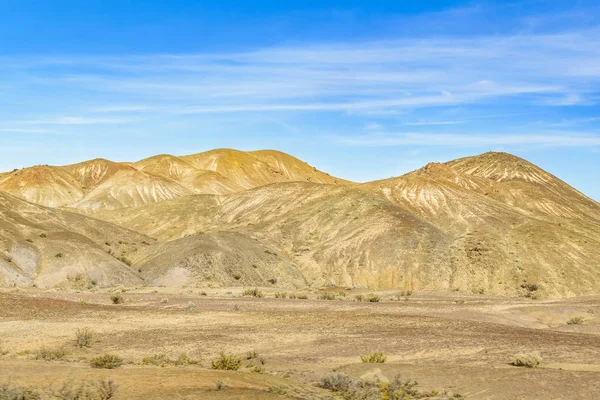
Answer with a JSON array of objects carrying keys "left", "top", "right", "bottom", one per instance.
[{"left": 1, "top": 288, "right": 599, "bottom": 399}]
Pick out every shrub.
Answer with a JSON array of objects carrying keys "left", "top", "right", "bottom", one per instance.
[
  {"left": 117, "top": 257, "right": 132, "bottom": 266},
  {"left": 297, "top": 294, "right": 308, "bottom": 300},
  {"left": 75, "top": 328, "right": 94, "bottom": 348},
  {"left": 215, "top": 380, "right": 227, "bottom": 391},
  {"left": 268, "top": 385, "right": 288, "bottom": 395},
  {"left": 142, "top": 354, "right": 171, "bottom": 367},
  {"left": 200, "top": 291, "right": 207, "bottom": 296},
  {"left": 267, "top": 278, "right": 277, "bottom": 285},
  {"left": 360, "top": 352, "right": 387, "bottom": 363},
  {"left": 567, "top": 316, "right": 585, "bottom": 325},
  {"left": 34, "top": 347, "right": 69, "bottom": 361},
  {"left": 90, "top": 354, "right": 123, "bottom": 369},
  {"left": 184, "top": 302, "right": 197, "bottom": 310},
  {"left": 211, "top": 352, "right": 242, "bottom": 371},
  {"left": 55, "top": 253, "right": 64, "bottom": 258},
  {"left": 318, "top": 292, "right": 337, "bottom": 301},
  {"left": 25, "top": 238, "right": 34, "bottom": 243},
  {"left": 0, "top": 384, "right": 41, "bottom": 400},
  {"left": 366, "top": 294, "right": 380, "bottom": 303},
  {"left": 511, "top": 351, "right": 543, "bottom": 368},
  {"left": 355, "top": 294, "right": 364, "bottom": 302},
  {"left": 39, "top": 233, "right": 47, "bottom": 238},
  {"left": 242, "top": 288, "right": 263, "bottom": 298},
  {"left": 160, "top": 298, "right": 168, "bottom": 304},
  {"left": 174, "top": 354, "right": 200, "bottom": 366},
  {"left": 274, "top": 292, "right": 287, "bottom": 299},
  {"left": 317, "top": 372, "right": 351, "bottom": 392},
  {"left": 52, "top": 380, "right": 118, "bottom": 400},
  {"left": 246, "top": 350, "right": 258, "bottom": 360},
  {"left": 110, "top": 294, "right": 124, "bottom": 304},
  {"left": 233, "top": 274, "right": 241, "bottom": 280}
]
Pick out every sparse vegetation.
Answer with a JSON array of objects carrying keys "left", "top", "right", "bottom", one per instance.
[
  {"left": 110, "top": 294, "right": 124, "bottom": 304},
  {"left": 268, "top": 385, "right": 288, "bottom": 395},
  {"left": 360, "top": 352, "right": 387, "bottom": 363},
  {"left": 511, "top": 351, "right": 543, "bottom": 368},
  {"left": 75, "top": 328, "right": 94, "bottom": 348},
  {"left": 317, "top": 372, "right": 463, "bottom": 399},
  {"left": 51, "top": 379, "right": 118, "bottom": 400},
  {"left": 274, "top": 292, "right": 287, "bottom": 298},
  {"left": 366, "top": 294, "right": 380, "bottom": 303},
  {"left": 211, "top": 352, "right": 242, "bottom": 371},
  {"left": 39, "top": 233, "right": 47, "bottom": 238},
  {"left": 33, "top": 347, "right": 68, "bottom": 361},
  {"left": 242, "top": 288, "right": 263, "bottom": 298},
  {"left": 0, "top": 384, "right": 41, "bottom": 400},
  {"left": 318, "top": 292, "right": 337, "bottom": 301},
  {"left": 567, "top": 316, "right": 585, "bottom": 325},
  {"left": 355, "top": 294, "right": 364, "bottom": 302},
  {"left": 215, "top": 380, "right": 227, "bottom": 391},
  {"left": 90, "top": 354, "right": 123, "bottom": 369}
]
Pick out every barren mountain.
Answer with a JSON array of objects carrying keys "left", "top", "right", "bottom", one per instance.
[
  {"left": 0, "top": 149, "right": 347, "bottom": 210},
  {"left": 1, "top": 150, "right": 599, "bottom": 298},
  {"left": 0, "top": 191, "right": 150, "bottom": 288}
]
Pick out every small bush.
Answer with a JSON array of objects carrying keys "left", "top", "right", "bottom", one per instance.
[
  {"left": 117, "top": 257, "right": 132, "bottom": 266},
  {"left": 215, "top": 380, "right": 227, "bottom": 391},
  {"left": 355, "top": 294, "right": 364, "bottom": 302},
  {"left": 360, "top": 352, "right": 387, "bottom": 363},
  {"left": 75, "top": 328, "right": 94, "bottom": 348},
  {"left": 567, "top": 316, "right": 585, "bottom": 325},
  {"left": 366, "top": 294, "right": 380, "bottom": 303},
  {"left": 174, "top": 354, "right": 200, "bottom": 366},
  {"left": 297, "top": 294, "right": 308, "bottom": 300},
  {"left": 200, "top": 291, "right": 207, "bottom": 296},
  {"left": 39, "top": 233, "right": 47, "bottom": 238},
  {"left": 511, "top": 351, "right": 542, "bottom": 368},
  {"left": 142, "top": 354, "right": 171, "bottom": 367},
  {"left": 318, "top": 292, "right": 337, "bottom": 301},
  {"left": 34, "top": 347, "right": 69, "bottom": 361},
  {"left": 246, "top": 350, "right": 258, "bottom": 360},
  {"left": 52, "top": 379, "right": 118, "bottom": 400},
  {"left": 317, "top": 372, "right": 351, "bottom": 392},
  {"left": 90, "top": 354, "right": 123, "bottom": 369},
  {"left": 242, "top": 288, "right": 263, "bottom": 298},
  {"left": 184, "top": 302, "right": 197, "bottom": 310},
  {"left": 110, "top": 294, "right": 124, "bottom": 304},
  {"left": 268, "top": 385, "right": 288, "bottom": 395},
  {"left": 55, "top": 253, "right": 64, "bottom": 258},
  {"left": 160, "top": 298, "right": 168, "bottom": 304},
  {"left": 0, "top": 384, "right": 41, "bottom": 400},
  {"left": 211, "top": 352, "right": 242, "bottom": 371},
  {"left": 267, "top": 278, "right": 277, "bottom": 285},
  {"left": 233, "top": 274, "right": 241, "bottom": 280},
  {"left": 25, "top": 238, "right": 34, "bottom": 243},
  {"left": 274, "top": 292, "right": 287, "bottom": 299}
]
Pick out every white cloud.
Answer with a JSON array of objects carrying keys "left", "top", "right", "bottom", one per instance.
[{"left": 336, "top": 132, "right": 600, "bottom": 147}]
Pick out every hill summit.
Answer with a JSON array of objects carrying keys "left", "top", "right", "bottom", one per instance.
[{"left": 1, "top": 150, "right": 599, "bottom": 298}]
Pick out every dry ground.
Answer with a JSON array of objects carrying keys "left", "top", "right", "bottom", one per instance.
[{"left": 1, "top": 288, "right": 599, "bottom": 399}]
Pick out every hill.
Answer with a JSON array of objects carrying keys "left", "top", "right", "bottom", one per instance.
[
  {"left": 0, "top": 191, "right": 151, "bottom": 288},
  {"left": 1, "top": 150, "right": 599, "bottom": 297}
]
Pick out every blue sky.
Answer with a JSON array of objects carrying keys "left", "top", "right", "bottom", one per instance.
[{"left": 1, "top": 0, "right": 599, "bottom": 200}]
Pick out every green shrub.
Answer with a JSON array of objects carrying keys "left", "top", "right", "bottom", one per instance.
[
  {"left": 511, "top": 351, "right": 542, "bottom": 368},
  {"left": 268, "top": 385, "right": 288, "bottom": 395},
  {"left": 141, "top": 354, "right": 171, "bottom": 367},
  {"left": 211, "top": 352, "right": 242, "bottom": 371},
  {"left": 90, "top": 354, "right": 123, "bottom": 369},
  {"left": 75, "top": 327, "right": 94, "bottom": 348},
  {"left": 110, "top": 294, "right": 124, "bottom": 304},
  {"left": 242, "top": 288, "right": 263, "bottom": 298},
  {"left": 34, "top": 347, "right": 69, "bottom": 361},
  {"left": 246, "top": 350, "right": 258, "bottom": 360},
  {"left": 360, "top": 352, "right": 387, "bottom": 363},
  {"left": 567, "top": 316, "right": 585, "bottom": 325}
]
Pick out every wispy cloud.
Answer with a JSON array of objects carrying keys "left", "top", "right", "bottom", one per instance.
[
  {"left": 14, "top": 117, "right": 133, "bottom": 125},
  {"left": 403, "top": 121, "right": 466, "bottom": 126},
  {"left": 336, "top": 132, "right": 600, "bottom": 147}
]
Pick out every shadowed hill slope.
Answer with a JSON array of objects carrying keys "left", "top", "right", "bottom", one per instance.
[{"left": 0, "top": 191, "right": 151, "bottom": 288}]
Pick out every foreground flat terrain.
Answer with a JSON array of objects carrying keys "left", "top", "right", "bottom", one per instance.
[{"left": 1, "top": 288, "right": 599, "bottom": 399}]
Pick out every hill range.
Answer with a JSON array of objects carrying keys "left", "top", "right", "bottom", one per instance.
[{"left": 1, "top": 149, "right": 599, "bottom": 298}]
